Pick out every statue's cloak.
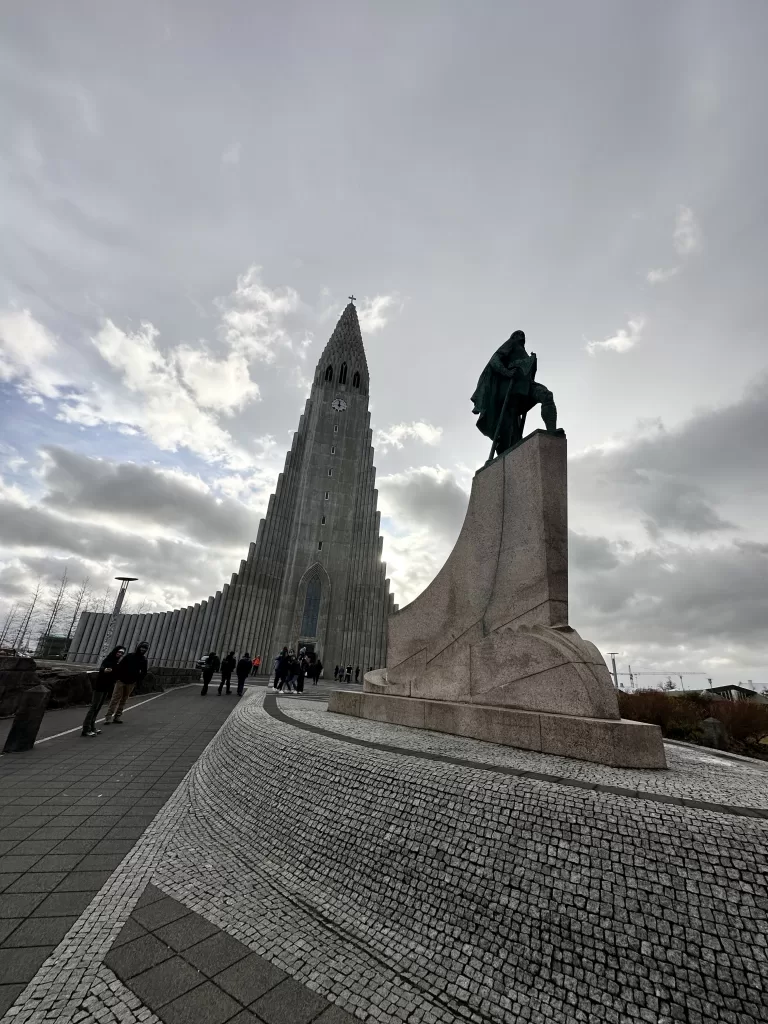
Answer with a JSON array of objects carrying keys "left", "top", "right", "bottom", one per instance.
[{"left": 471, "top": 340, "right": 535, "bottom": 442}]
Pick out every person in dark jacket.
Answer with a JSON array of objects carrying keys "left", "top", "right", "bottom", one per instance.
[
  {"left": 235, "top": 652, "right": 252, "bottom": 695},
  {"left": 219, "top": 651, "right": 236, "bottom": 695},
  {"left": 82, "top": 646, "right": 125, "bottom": 736},
  {"left": 334, "top": 665, "right": 339, "bottom": 680},
  {"left": 312, "top": 658, "right": 323, "bottom": 685},
  {"left": 355, "top": 666, "right": 361, "bottom": 683},
  {"left": 273, "top": 647, "right": 290, "bottom": 690},
  {"left": 104, "top": 641, "right": 149, "bottom": 723},
  {"left": 201, "top": 651, "right": 220, "bottom": 695}
]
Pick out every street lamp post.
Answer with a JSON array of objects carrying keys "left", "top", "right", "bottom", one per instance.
[{"left": 99, "top": 577, "right": 138, "bottom": 659}]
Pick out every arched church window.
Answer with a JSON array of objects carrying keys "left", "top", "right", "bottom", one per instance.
[
  {"left": 301, "top": 576, "right": 321, "bottom": 637},
  {"left": 324, "top": 365, "right": 333, "bottom": 382},
  {"left": 352, "top": 371, "right": 360, "bottom": 388},
  {"left": 339, "top": 362, "right": 348, "bottom": 385}
]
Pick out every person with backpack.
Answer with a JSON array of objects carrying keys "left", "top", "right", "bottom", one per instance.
[
  {"left": 235, "top": 652, "right": 252, "bottom": 695},
  {"left": 200, "top": 651, "right": 220, "bottom": 695},
  {"left": 104, "top": 641, "right": 149, "bottom": 723},
  {"left": 82, "top": 646, "right": 125, "bottom": 736},
  {"left": 219, "top": 651, "right": 236, "bottom": 695}
]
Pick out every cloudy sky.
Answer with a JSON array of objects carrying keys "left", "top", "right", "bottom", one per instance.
[{"left": 1, "top": 2, "right": 767, "bottom": 686}]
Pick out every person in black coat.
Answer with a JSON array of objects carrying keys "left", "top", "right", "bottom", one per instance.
[
  {"left": 219, "top": 651, "right": 236, "bottom": 695},
  {"left": 235, "top": 652, "right": 252, "bottom": 695},
  {"left": 104, "top": 641, "right": 149, "bottom": 723},
  {"left": 82, "top": 646, "right": 125, "bottom": 736},
  {"left": 201, "top": 651, "right": 220, "bottom": 695}
]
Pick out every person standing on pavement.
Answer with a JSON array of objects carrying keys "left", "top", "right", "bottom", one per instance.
[
  {"left": 312, "top": 658, "right": 323, "bottom": 685},
  {"left": 201, "top": 651, "right": 220, "bottom": 695},
  {"left": 355, "top": 666, "right": 361, "bottom": 683},
  {"left": 345, "top": 665, "right": 352, "bottom": 683},
  {"left": 219, "top": 651, "right": 236, "bottom": 695},
  {"left": 236, "top": 652, "right": 252, "bottom": 695},
  {"left": 82, "top": 646, "right": 125, "bottom": 736},
  {"left": 334, "top": 665, "right": 339, "bottom": 681},
  {"left": 104, "top": 641, "right": 149, "bottom": 724},
  {"left": 250, "top": 655, "right": 261, "bottom": 677}
]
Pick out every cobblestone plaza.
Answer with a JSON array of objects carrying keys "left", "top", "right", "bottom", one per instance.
[{"left": 1, "top": 686, "right": 765, "bottom": 1024}]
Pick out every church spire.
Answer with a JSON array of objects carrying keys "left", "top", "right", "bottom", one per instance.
[{"left": 315, "top": 301, "right": 369, "bottom": 393}]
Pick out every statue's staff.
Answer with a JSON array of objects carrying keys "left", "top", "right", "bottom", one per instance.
[{"left": 487, "top": 371, "right": 523, "bottom": 464}]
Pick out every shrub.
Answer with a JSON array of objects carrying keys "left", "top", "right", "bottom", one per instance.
[{"left": 618, "top": 690, "right": 768, "bottom": 753}]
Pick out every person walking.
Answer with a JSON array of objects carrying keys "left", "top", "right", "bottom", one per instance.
[
  {"left": 251, "top": 655, "right": 261, "bottom": 677},
  {"left": 82, "top": 646, "right": 125, "bottom": 736},
  {"left": 273, "top": 647, "right": 289, "bottom": 690},
  {"left": 355, "top": 666, "right": 361, "bottom": 683},
  {"left": 235, "top": 652, "right": 252, "bottom": 695},
  {"left": 200, "top": 651, "right": 220, "bottom": 695},
  {"left": 104, "top": 641, "right": 149, "bottom": 724},
  {"left": 345, "top": 665, "right": 352, "bottom": 683},
  {"left": 219, "top": 651, "right": 236, "bottom": 695},
  {"left": 334, "top": 665, "right": 339, "bottom": 681},
  {"left": 312, "top": 658, "right": 323, "bottom": 685}
]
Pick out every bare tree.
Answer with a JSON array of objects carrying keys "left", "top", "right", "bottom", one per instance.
[
  {"left": 65, "top": 577, "right": 91, "bottom": 641},
  {"left": 12, "top": 581, "right": 43, "bottom": 652},
  {"left": 40, "top": 568, "right": 70, "bottom": 641},
  {"left": 0, "top": 603, "right": 19, "bottom": 647}
]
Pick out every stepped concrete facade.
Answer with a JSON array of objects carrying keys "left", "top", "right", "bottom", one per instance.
[{"left": 68, "top": 303, "right": 396, "bottom": 673}]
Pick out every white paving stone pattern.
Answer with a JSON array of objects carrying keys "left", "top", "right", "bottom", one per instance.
[
  {"left": 280, "top": 696, "right": 768, "bottom": 809},
  {"left": 5, "top": 689, "right": 767, "bottom": 1024}
]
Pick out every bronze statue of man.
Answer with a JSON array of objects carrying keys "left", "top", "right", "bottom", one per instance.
[{"left": 471, "top": 329, "right": 561, "bottom": 460}]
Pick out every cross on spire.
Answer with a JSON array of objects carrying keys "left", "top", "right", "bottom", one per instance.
[{"left": 348, "top": 294, "right": 356, "bottom": 304}]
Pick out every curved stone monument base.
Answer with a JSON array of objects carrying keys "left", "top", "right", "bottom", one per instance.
[
  {"left": 328, "top": 689, "right": 665, "bottom": 768},
  {"left": 328, "top": 430, "right": 666, "bottom": 769}
]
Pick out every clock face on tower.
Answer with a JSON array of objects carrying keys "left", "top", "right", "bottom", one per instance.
[{"left": 331, "top": 398, "right": 347, "bottom": 412}]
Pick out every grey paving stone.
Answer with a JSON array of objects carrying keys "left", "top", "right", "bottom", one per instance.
[
  {"left": 50, "top": 839, "right": 99, "bottom": 855},
  {"left": 183, "top": 930, "right": 252, "bottom": 976},
  {"left": 0, "top": 891, "right": 46, "bottom": 917},
  {"left": 28, "top": 854, "right": 83, "bottom": 872},
  {"left": 75, "top": 853, "right": 126, "bottom": 871},
  {"left": 214, "top": 951, "right": 288, "bottom": 1005},
  {"left": 0, "top": 873, "right": 20, "bottom": 893},
  {"left": 5, "top": 873, "right": 66, "bottom": 894},
  {"left": 251, "top": 977, "right": 330, "bottom": 1024},
  {"left": 0, "top": 945, "right": 55, "bottom": 982},
  {"left": 154, "top": 912, "right": 219, "bottom": 952},
  {"left": 54, "top": 870, "right": 113, "bottom": 891},
  {"left": 111, "top": 917, "right": 147, "bottom": 948},
  {"left": 105, "top": 933, "right": 174, "bottom": 980},
  {"left": 2, "top": 914, "right": 77, "bottom": 947},
  {"left": 0, "top": 855, "right": 40, "bottom": 873},
  {"left": 135, "top": 883, "right": 168, "bottom": 909},
  {"left": 0, "top": 918, "right": 22, "bottom": 943},
  {"left": 156, "top": 981, "right": 242, "bottom": 1024},
  {"left": 227, "top": 1012, "right": 265, "bottom": 1024},
  {"left": 26, "top": 826, "right": 75, "bottom": 841},
  {"left": 0, "top": 982, "right": 25, "bottom": 1016},
  {"left": 34, "top": 890, "right": 93, "bottom": 917},
  {"left": 89, "top": 839, "right": 136, "bottom": 855},
  {"left": 5, "top": 840, "right": 59, "bottom": 857},
  {"left": 129, "top": 955, "right": 205, "bottom": 1009},
  {"left": 133, "top": 896, "right": 191, "bottom": 931},
  {"left": 0, "top": 841, "right": 17, "bottom": 856}
]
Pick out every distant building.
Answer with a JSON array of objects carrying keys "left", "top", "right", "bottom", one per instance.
[
  {"left": 68, "top": 302, "right": 397, "bottom": 672},
  {"left": 34, "top": 634, "right": 71, "bottom": 660},
  {"left": 682, "top": 684, "right": 768, "bottom": 704}
]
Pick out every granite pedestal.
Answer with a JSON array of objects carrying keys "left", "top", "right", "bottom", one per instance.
[{"left": 329, "top": 431, "right": 666, "bottom": 769}]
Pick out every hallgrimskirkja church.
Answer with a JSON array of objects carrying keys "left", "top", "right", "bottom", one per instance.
[{"left": 69, "top": 302, "right": 397, "bottom": 674}]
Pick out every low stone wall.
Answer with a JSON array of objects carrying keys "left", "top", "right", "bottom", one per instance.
[{"left": 0, "top": 659, "right": 201, "bottom": 716}]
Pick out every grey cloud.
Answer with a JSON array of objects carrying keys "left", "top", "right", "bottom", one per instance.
[
  {"left": 569, "top": 532, "right": 620, "bottom": 572},
  {"left": 40, "top": 446, "right": 255, "bottom": 547},
  {"left": 378, "top": 468, "right": 468, "bottom": 543},
  {"left": 571, "top": 376, "right": 768, "bottom": 536}
]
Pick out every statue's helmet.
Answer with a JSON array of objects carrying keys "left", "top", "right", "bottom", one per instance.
[{"left": 509, "top": 330, "right": 525, "bottom": 344}]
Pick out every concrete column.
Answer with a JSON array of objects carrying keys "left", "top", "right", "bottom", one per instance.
[
  {"left": 158, "top": 610, "right": 180, "bottom": 667},
  {"left": 180, "top": 603, "right": 201, "bottom": 666},
  {"left": 89, "top": 614, "right": 112, "bottom": 665},
  {"left": 165, "top": 609, "right": 185, "bottom": 667},
  {"left": 75, "top": 612, "right": 96, "bottom": 664}
]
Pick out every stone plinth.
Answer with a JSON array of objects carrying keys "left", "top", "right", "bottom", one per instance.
[{"left": 328, "top": 431, "right": 666, "bottom": 769}]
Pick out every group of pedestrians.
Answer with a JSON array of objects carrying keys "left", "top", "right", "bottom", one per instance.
[
  {"left": 81, "top": 641, "right": 149, "bottom": 737},
  {"left": 272, "top": 647, "right": 323, "bottom": 693},
  {"left": 334, "top": 665, "right": 363, "bottom": 683},
  {"left": 199, "top": 651, "right": 253, "bottom": 696}
]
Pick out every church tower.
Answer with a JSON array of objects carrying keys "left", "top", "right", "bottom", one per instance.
[{"left": 69, "top": 303, "right": 397, "bottom": 674}]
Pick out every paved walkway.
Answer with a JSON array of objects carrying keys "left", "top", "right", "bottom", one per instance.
[
  {"left": 0, "top": 685, "right": 237, "bottom": 1016},
  {"left": 2, "top": 683, "right": 766, "bottom": 1024}
]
